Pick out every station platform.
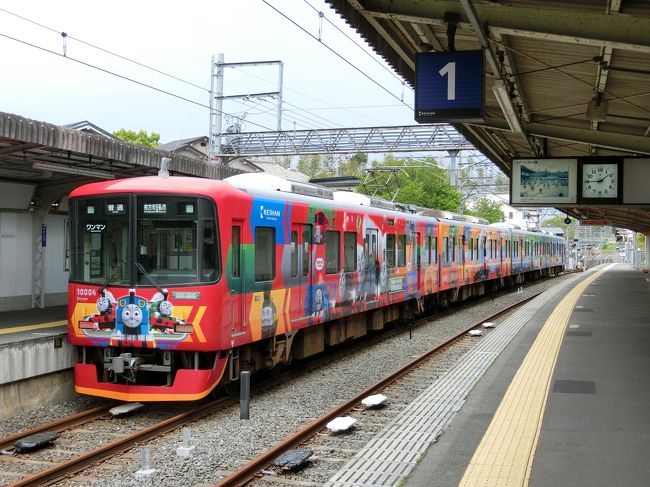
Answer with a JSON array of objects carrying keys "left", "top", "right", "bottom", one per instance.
[
  {"left": 327, "top": 263, "right": 650, "bottom": 487},
  {"left": 0, "top": 305, "right": 74, "bottom": 418}
]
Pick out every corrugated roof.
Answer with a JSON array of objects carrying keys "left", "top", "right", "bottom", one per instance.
[{"left": 252, "top": 161, "right": 310, "bottom": 182}]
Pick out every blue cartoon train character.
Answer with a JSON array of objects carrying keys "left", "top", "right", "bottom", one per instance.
[{"left": 115, "top": 290, "right": 150, "bottom": 339}]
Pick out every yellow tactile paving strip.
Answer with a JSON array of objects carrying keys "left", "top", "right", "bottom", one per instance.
[
  {"left": 0, "top": 320, "right": 66, "bottom": 335},
  {"left": 459, "top": 264, "right": 614, "bottom": 487}
]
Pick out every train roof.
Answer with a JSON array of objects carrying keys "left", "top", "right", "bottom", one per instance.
[{"left": 69, "top": 175, "right": 240, "bottom": 198}]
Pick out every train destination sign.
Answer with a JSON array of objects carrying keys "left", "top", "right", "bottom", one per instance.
[{"left": 415, "top": 50, "right": 484, "bottom": 123}]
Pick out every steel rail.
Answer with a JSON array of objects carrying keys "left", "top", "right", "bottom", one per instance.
[
  {"left": 0, "top": 404, "right": 115, "bottom": 452},
  {"left": 8, "top": 396, "right": 236, "bottom": 487},
  {"left": 215, "top": 292, "right": 542, "bottom": 486}
]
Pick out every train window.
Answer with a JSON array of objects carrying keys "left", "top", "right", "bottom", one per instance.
[
  {"left": 202, "top": 219, "right": 217, "bottom": 281},
  {"left": 302, "top": 226, "right": 311, "bottom": 277},
  {"left": 443, "top": 237, "right": 449, "bottom": 263},
  {"left": 231, "top": 226, "right": 241, "bottom": 277},
  {"left": 325, "top": 230, "right": 340, "bottom": 274},
  {"left": 344, "top": 232, "right": 356, "bottom": 272},
  {"left": 468, "top": 237, "right": 473, "bottom": 260},
  {"left": 291, "top": 231, "right": 298, "bottom": 278},
  {"left": 255, "top": 227, "right": 275, "bottom": 282},
  {"left": 452, "top": 237, "right": 457, "bottom": 262},
  {"left": 424, "top": 236, "right": 430, "bottom": 265},
  {"left": 433, "top": 237, "right": 438, "bottom": 263},
  {"left": 397, "top": 235, "right": 406, "bottom": 267},
  {"left": 386, "top": 234, "right": 395, "bottom": 268}
]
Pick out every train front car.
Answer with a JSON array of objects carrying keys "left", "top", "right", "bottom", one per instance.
[{"left": 68, "top": 177, "right": 233, "bottom": 402}]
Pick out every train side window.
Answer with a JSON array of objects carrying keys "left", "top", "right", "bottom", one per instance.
[
  {"left": 386, "top": 234, "right": 396, "bottom": 268},
  {"left": 468, "top": 237, "right": 473, "bottom": 260},
  {"left": 325, "top": 230, "right": 340, "bottom": 274},
  {"left": 443, "top": 237, "right": 449, "bottom": 263},
  {"left": 452, "top": 236, "right": 456, "bottom": 262},
  {"left": 231, "top": 226, "right": 240, "bottom": 278},
  {"left": 290, "top": 231, "right": 298, "bottom": 278},
  {"left": 344, "top": 231, "right": 356, "bottom": 272},
  {"left": 255, "top": 227, "right": 275, "bottom": 281},
  {"left": 433, "top": 237, "right": 438, "bottom": 264},
  {"left": 302, "top": 226, "right": 311, "bottom": 277},
  {"left": 397, "top": 235, "right": 406, "bottom": 267},
  {"left": 424, "top": 237, "right": 431, "bottom": 265}
]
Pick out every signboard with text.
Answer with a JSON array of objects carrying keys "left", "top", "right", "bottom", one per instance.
[{"left": 415, "top": 50, "right": 484, "bottom": 123}]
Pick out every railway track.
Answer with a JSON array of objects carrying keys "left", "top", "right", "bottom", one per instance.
[{"left": 216, "top": 292, "right": 541, "bottom": 486}]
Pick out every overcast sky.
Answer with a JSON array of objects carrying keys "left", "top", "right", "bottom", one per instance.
[{"left": 1, "top": 0, "right": 416, "bottom": 144}]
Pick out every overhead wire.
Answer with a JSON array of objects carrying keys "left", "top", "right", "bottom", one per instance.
[{"left": 261, "top": 0, "right": 414, "bottom": 110}]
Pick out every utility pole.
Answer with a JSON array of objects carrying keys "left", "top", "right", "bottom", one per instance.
[{"left": 208, "top": 53, "right": 284, "bottom": 164}]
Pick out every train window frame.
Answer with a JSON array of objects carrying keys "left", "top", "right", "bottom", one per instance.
[
  {"left": 433, "top": 236, "right": 438, "bottom": 264},
  {"left": 386, "top": 234, "right": 396, "bottom": 268},
  {"left": 344, "top": 231, "right": 356, "bottom": 272},
  {"left": 397, "top": 235, "right": 406, "bottom": 267},
  {"left": 231, "top": 226, "right": 241, "bottom": 278},
  {"left": 325, "top": 230, "right": 340, "bottom": 274},
  {"left": 290, "top": 230, "right": 298, "bottom": 278},
  {"left": 255, "top": 226, "right": 275, "bottom": 282},
  {"left": 302, "top": 225, "right": 312, "bottom": 278}
]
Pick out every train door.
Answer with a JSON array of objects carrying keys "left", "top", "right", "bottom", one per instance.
[
  {"left": 229, "top": 221, "right": 245, "bottom": 335},
  {"left": 365, "top": 228, "right": 378, "bottom": 299},
  {"left": 289, "top": 223, "right": 312, "bottom": 325}
]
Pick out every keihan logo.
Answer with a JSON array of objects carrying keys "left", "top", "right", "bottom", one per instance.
[{"left": 260, "top": 205, "right": 281, "bottom": 219}]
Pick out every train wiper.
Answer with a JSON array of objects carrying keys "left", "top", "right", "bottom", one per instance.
[
  {"left": 135, "top": 262, "right": 168, "bottom": 299},
  {"left": 98, "top": 276, "right": 114, "bottom": 297}
]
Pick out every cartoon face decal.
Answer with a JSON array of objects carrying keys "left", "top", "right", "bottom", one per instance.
[
  {"left": 261, "top": 305, "right": 273, "bottom": 329},
  {"left": 314, "top": 288, "right": 324, "bottom": 312},
  {"left": 358, "top": 249, "right": 366, "bottom": 282},
  {"left": 380, "top": 260, "right": 388, "bottom": 289},
  {"left": 121, "top": 304, "right": 143, "bottom": 331},
  {"left": 158, "top": 300, "right": 173, "bottom": 317},
  {"left": 96, "top": 296, "right": 111, "bottom": 313}
]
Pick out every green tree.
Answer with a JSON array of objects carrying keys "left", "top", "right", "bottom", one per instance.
[
  {"left": 357, "top": 155, "right": 462, "bottom": 212},
  {"left": 466, "top": 197, "right": 505, "bottom": 223},
  {"left": 339, "top": 152, "right": 368, "bottom": 177},
  {"left": 113, "top": 129, "right": 161, "bottom": 148},
  {"left": 542, "top": 215, "right": 575, "bottom": 241},
  {"left": 297, "top": 154, "right": 327, "bottom": 178}
]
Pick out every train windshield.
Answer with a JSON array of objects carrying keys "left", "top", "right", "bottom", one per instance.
[{"left": 71, "top": 195, "right": 219, "bottom": 286}]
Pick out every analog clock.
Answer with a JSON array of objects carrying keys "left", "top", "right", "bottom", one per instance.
[{"left": 581, "top": 162, "right": 620, "bottom": 200}]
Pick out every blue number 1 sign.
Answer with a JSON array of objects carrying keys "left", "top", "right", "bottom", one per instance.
[{"left": 415, "top": 50, "right": 484, "bottom": 123}]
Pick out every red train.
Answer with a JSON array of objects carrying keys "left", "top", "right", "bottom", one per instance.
[{"left": 68, "top": 174, "right": 565, "bottom": 401}]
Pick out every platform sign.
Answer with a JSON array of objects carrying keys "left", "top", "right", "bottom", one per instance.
[{"left": 415, "top": 50, "right": 484, "bottom": 123}]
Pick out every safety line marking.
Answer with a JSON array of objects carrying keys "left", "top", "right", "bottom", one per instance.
[
  {"left": 0, "top": 320, "right": 67, "bottom": 335},
  {"left": 459, "top": 264, "right": 614, "bottom": 487}
]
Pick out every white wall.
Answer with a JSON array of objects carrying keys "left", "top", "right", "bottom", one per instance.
[
  {"left": 43, "top": 214, "right": 69, "bottom": 295},
  {"left": 0, "top": 212, "right": 32, "bottom": 298},
  {"left": 0, "top": 211, "right": 69, "bottom": 306}
]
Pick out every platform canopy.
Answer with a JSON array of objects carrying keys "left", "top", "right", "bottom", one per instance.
[{"left": 326, "top": 0, "right": 650, "bottom": 234}]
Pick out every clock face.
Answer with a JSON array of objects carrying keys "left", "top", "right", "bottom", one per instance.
[{"left": 582, "top": 163, "right": 619, "bottom": 199}]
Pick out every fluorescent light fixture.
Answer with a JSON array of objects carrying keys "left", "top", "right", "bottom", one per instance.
[
  {"left": 492, "top": 79, "right": 523, "bottom": 134},
  {"left": 32, "top": 162, "right": 115, "bottom": 180}
]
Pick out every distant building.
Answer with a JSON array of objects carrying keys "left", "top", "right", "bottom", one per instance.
[
  {"left": 159, "top": 136, "right": 209, "bottom": 160},
  {"left": 63, "top": 121, "right": 117, "bottom": 139}
]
